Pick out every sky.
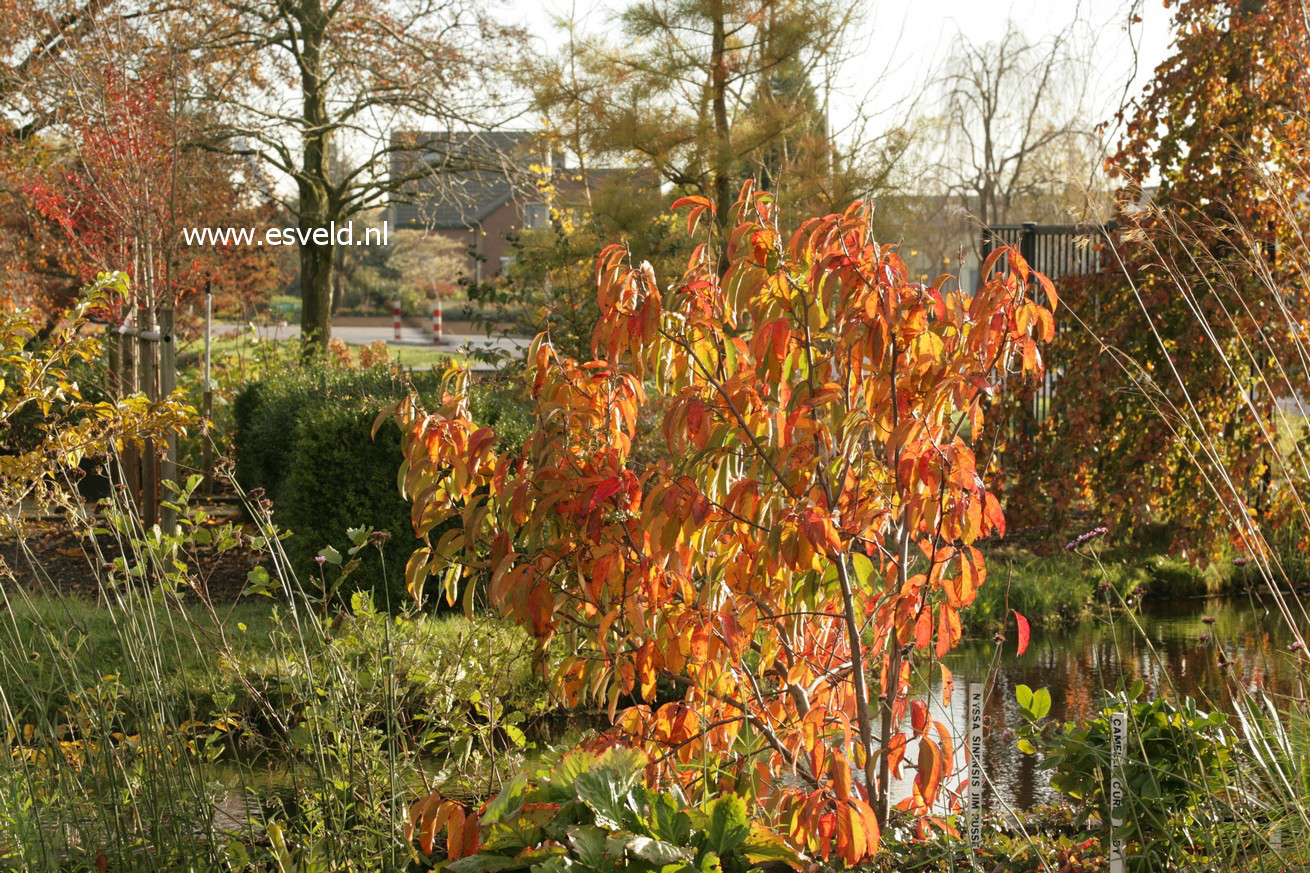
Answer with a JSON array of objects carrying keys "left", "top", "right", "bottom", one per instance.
[{"left": 502, "top": 0, "right": 1176, "bottom": 150}]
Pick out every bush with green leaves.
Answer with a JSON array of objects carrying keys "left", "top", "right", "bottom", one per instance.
[
  {"left": 1014, "top": 681, "right": 1235, "bottom": 871},
  {"left": 233, "top": 360, "right": 531, "bottom": 607},
  {"left": 414, "top": 747, "right": 798, "bottom": 873}
]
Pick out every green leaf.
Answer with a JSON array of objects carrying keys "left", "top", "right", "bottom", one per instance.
[
  {"left": 445, "top": 855, "right": 519, "bottom": 873},
  {"left": 1032, "top": 688, "right": 1052, "bottom": 720},
  {"left": 742, "top": 822, "right": 802, "bottom": 866},
  {"left": 703, "top": 796, "right": 749, "bottom": 857},
  {"left": 350, "top": 589, "right": 375, "bottom": 616},
  {"left": 548, "top": 751, "right": 599, "bottom": 793},
  {"left": 623, "top": 835, "right": 692, "bottom": 865},
  {"left": 481, "top": 770, "right": 534, "bottom": 824},
  {"left": 566, "top": 825, "right": 610, "bottom": 869},
  {"left": 574, "top": 751, "right": 646, "bottom": 830},
  {"left": 319, "top": 545, "right": 343, "bottom": 566},
  {"left": 850, "top": 552, "right": 874, "bottom": 589},
  {"left": 650, "top": 792, "right": 692, "bottom": 846},
  {"left": 1016, "top": 684, "right": 1034, "bottom": 712}
]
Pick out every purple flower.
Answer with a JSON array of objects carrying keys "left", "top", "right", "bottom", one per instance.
[
  {"left": 1233, "top": 556, "right": 1252, "bottom": 567},
  {"left": 1201, "top": 615, "right": 1216, "bottom": 625},
  {"left": 1065, "top": 526, "right": 1109, "bottom": 551},
  {"left": 314, "top": 555, "right": 327, "bottom": 565},
  {"left": 1290, "top": 640, "right": 1306, "bottom": 653},
  {"left": 368, "top": 530, "right": 391, "bottom": 546},
  {"left": 1198, "top": 632, "right": 1211, "bottom": 643}
]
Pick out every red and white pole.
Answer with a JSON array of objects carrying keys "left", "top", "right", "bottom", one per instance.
[
  {"left": 393, "top": 299, "right": 402, "bottom": 341},
  {"left": 432, "top": 297, "right": 443, "bottom": 344}
]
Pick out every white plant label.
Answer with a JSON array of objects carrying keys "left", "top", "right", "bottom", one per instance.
[
  {"left": 1109, "top": 710, "right": 1126, "bottom": 873},
  {"left": 967, "top": 682, "right": 984, "bottom": 849}
]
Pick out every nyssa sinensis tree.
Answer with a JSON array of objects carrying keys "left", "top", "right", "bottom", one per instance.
[{"left": 389, "top": 185, "right": 1055, "bottom": 863}]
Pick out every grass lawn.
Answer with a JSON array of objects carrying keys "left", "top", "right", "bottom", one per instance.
[
  {"left": 0, "top": 589, "right": 544, "bottom": 736},
  {"left": 0, "top": 592, "right": 282, "bottom": 723}
]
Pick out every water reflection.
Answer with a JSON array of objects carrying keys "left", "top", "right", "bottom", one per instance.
[{"left": 891, "top": 593, "right": 1301, "bottom": 811}]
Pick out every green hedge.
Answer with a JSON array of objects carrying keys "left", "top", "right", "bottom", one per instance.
[{"left": 233, "top": 363, "right": 531, "bottom": 608}]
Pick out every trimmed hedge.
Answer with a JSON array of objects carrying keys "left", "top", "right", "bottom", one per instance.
[{"left": 233, "top": 362, "right": 531, "bottom": 608}]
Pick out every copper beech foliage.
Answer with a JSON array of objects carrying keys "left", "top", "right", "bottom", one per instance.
[{"left": 387, "top": 185, "right": 1056, "bottom": 864}]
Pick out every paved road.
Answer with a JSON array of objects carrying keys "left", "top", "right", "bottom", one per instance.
[{"left": 214, "top": 321, "right": 532, "bottom": 364}]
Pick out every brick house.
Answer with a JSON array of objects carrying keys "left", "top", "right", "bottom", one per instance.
[{"left": 388, "top": 130, "right": 602, "bottom": 283}]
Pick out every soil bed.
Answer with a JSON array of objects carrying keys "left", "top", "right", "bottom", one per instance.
[{"left": 0, "top": 508, "right": 265, "bottom": 602}]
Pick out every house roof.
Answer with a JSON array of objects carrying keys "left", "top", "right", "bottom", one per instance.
[{"left": 389, "top": 131, "right": 558, "bottom": 230}]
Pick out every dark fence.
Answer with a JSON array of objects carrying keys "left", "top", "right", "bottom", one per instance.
[{"left": 980, "top": 221, "right": 1117, "bottom": 421}]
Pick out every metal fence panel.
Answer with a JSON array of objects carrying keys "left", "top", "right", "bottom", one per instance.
[{"left": 980, "top": 222, "right": 1117, "bottom": 421}]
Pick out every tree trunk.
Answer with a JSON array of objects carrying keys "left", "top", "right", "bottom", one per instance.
[
  {"left": 296, "top": 0, "right": 335, "bottom": 350},
  {"left": 299, "top": 204, "right": 334, "bottom": 346},
  {"left": 709, "top": 2, "right": 732, "bottom": 238}
]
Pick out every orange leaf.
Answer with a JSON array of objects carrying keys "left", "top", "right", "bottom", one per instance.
[
  {"left": 915, "top": 737, "right": 943, "bottom": 807},
  {"left": 445, "top": 806, "right": 467, "bottom": 860},
  {"left": 887, "top": 732, "right": 908, "bottom": 778},
  {"left": 835, "top": 801, "right": 866, "bottom": 865},
  {"left": 461, "top": 812, "right": 480, "bottom": 857},
  {"left": 830, "top": 753, "right": 853, "bottom": 801},
  {"left": 1035, "top": 270, "right": 1059, "bottom": 312},
  {"left": 670, "top": 195, "right": 714, "bottom": 213},
  {"left": 983, "top": 491, "right": 1006, "bottom": 539},
  {"left": 935, "top": 603, "right": 961, "bottom": 658},
  {"left": 800, "top": 509, "right": 841, "bottom": 556}
]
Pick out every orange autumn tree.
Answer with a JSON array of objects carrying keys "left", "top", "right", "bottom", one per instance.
[{"left": 390, "top": 185, "right": 1056, "bottom": 863}]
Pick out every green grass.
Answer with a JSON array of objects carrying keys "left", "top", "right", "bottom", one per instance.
[
  {"left": 0, "top": 593, "right": 281, "bottom": 725},
  {"left": 963, "top": 544, "right": 1220, "bottom": 633},
  {"left": 0, "top": 591, "right": 544, "bottom": 736},
  {"left": 388, "top": 345, "right": 468, "bottom": 369}
]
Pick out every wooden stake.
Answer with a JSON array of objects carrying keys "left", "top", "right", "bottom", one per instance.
[
  {"left": 202, "top": 282, "right": 213, "bottom": 494},
  {"left": 159, "top": 306, "right": 177, "bottom": 532}
]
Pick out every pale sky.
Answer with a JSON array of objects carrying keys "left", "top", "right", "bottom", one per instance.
[{"left": 502, "top": 0, "right": 1174, "bottom": 150}]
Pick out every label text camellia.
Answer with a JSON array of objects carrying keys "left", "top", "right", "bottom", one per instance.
[{"left": 386, "top": 185, "right": 1057, "bottom": 864}]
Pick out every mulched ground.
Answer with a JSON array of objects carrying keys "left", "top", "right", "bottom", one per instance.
[{"left": 0, "top": 504, "right": 266, "bottom": 602}]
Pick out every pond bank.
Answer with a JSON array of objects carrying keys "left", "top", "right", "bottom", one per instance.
[{"left": 965, "top": 543, "right": 1292, "bottom": 633}]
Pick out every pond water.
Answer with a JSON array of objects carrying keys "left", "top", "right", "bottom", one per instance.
[{"left": 906, "top": 592, "right": 1307, "bottom": 812}]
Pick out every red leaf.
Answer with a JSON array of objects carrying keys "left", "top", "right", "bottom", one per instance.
[
  {"left": 910, "top": 699, "right": 928, "bottom": 733},
  {"left": 587, "top": 477, "right": 624, "bottom": 513},
  {"left": 1013, "top": 610, "right": 1031, "bottom": 655}
]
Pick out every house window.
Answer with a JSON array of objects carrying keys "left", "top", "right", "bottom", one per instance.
[{"left": 523, "top": 202, "right": 550, "bottom": 229}]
